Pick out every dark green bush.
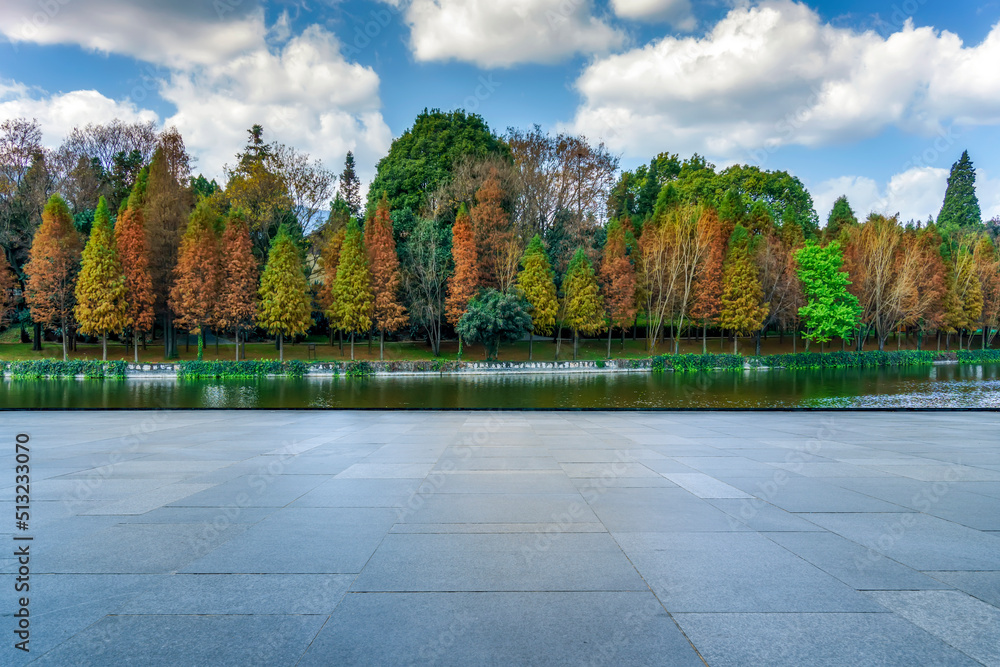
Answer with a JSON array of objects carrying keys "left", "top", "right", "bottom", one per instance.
[{"left": 1, "top": 360, "right": 128, "bottom": 379}]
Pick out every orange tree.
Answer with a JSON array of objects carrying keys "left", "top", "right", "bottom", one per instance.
[
  {"left": 445, "top": 204, "right": 479, "bottom": 357},
  {"left": 366, "top": 194, "right": 408, "bottom": 359},
  {"left": 170, "top": 199, "right": 221, "bottom": 360},
  {"left": 216, "top": 210, "right": 259, "bottom": 360},
  {"left": 116, "top": 187, "right": 156, "bottom": 362}
]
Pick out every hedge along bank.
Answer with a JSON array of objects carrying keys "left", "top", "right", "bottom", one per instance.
[{"left": 0, "top": 350, "right": 995, "bottom": 379}]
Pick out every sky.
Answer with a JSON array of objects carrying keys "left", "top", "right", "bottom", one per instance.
[{"left": 2, "top": 0, "right": 1000, "bottom": 224}]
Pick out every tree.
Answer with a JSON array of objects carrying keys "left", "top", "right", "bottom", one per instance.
[
  {"left": 339, "top": 151, "right": 362, "bottom": 220},
  {"left": 217, "top": 211, "right": 259, "bottom": 360},
  {"left": 170, "top": 199, "right": 222, "bottom": 360},
  {"left": 74, "top": 197, "right": 128, "bottom": 360},
  {"left": 825, "top": 195, "right": 857, "bottom": 241},
  {"left": 911, "top": 225, "right": 947, "bottom": 350},
  {"left": 0, "top": 250, "right": 16, "bottom": 327},
  {"left": 718, "top": 225, "right": 768, "bottom": 354},
  {"left": 24, "top": 195, "right": 82, "bottom": 360},
  {"left": 145, "top": 144, "right": 193, "bottom": 359},
  {"left": 756, "top": 223, "right": 804, "bottom": 354},
  {"left": 456, "top": 288, "right": 532, "bottom": 361},
  {"left": 330, "top": 219, "right": 373, "bottom": 359},
  {"left": 938, "top": 151, "right": 982, "bottom": 232},
  {"left": 368, "top": 109, "right": 508, "bottom": 217},
  {"left": 517, "top": 235, "right": 559, "bottom": 359},
  {"left": 600, "top": 220, "right": 637, "bottom": 357},
  {"left": 403, "top": 217, "right": 451, "bottom": 356},
  {"left": 225, "top": 125, "right": 294, "bottom": 258},
  {"left": 562, "top": 248, "right": 605, "bottom": 359},
  {"left": 795, "top": 241, "right": 861, "bottom": 349},
  {"left": 367, "top": 194, "right": 408, "bottom": 359},
  {"left": 318, "top": 225, "right": 346, "bottom": 347},
  {"left": 116, "top": 188, "right": 155, "bottom": 362},
  {"left": 972, "top": 235, "right": 1000, "bottom": 348},
  {"left": 446, "top": 205, "right": 479, "bottom": 355},
  {"left": 691, "top": 210, "right": 728, "bottom": 353},
  {"left": 272, "top": 143, "right": 335, "bottom": 236},
  {"left": 257, "top": 225, "right": 313, "bottom": 361},
  {"left": 470, "top": 169, "right": 517, "bottom": 290}
]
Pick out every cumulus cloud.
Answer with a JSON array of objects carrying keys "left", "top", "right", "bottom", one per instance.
[
  {"left": 565, "top": 0, "right": 1000, "bottom": 164},
  {"left": 401, "top": 0, "right": 626, "bottom": 67},
  {"left": 0, "top": 4, "right": 391, "bottom": 184},
  {"left": 0, "top": 81, "right": 159, "bottom": 148},
  {"left": 610, "top": 0, "right": 696, "bottom": 30},
  {"left": 813, "top": 167, "right": 949, "bottom": 225}
]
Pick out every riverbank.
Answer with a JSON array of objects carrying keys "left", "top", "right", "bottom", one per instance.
[{"left": 2, "top": 349, "right": 998, "bottom": 379}]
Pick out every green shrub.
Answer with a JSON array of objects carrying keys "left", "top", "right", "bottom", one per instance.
[
  {"left": 177, "top": 360, "right": 301, "bottom": 379},
  {"left": 1, "top": 360, "right": 128, "bottom": 379},
  {"left": 345, "top": 360, "right": 374, "bottom": 377}
]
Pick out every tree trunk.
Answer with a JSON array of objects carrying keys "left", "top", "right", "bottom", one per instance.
[
  {"left": 458, "top": 333, "right": 463, "bottom": 359},
  {"left": 32, "top": 322, "right": 42, "bottom": 351},
  {"left": 573, "top": 329, "right": 579, "bottom": 360},
  {"left": 732, "top": 335, "right": 738, "bottom": 355},
  {"left": 339, "top": 329, "right": 343, "bottom": 353},
  {"left": 555, "top": 325, "right": 562, "bottom": 360},
  {"left": 529, "top": 331, "right": 534, "bottom": 360},
  {"left": 350, "top": 332, "right": 355, "bottom": 360},
  {"left": 197, "top": 329, "right": 204, "bottom": 361},
  {"left": 61, "top": 323, "right": 68, "bottom": 361},
  {"left": 607, "top": 326, "right": 612, "bottom": 359},
  {"left": 102, "top": 332, "right": 107, "bottom": 361},
  {"left": 959, "top": 330, "right": 963, "bottom": 350},
  {"left": 134, "top": 330, "right": 139, "bottom": 363},
  {"left": 754, "top": 330, "right": 761, "bottom": 356},
  {"left": 380, "top": 329, "right": 385, "bottom": 361},
  {"left": 235, "top": 326, "right": 240, "bottom": 361},
  {"left": 329, "top": 327, "right": 335, "bottom": 347},
  {"left": 793, "top": 331, "right": 797, "bottom": 353},
  {"left": 278, "top": 332, "right": 284, "bottom": 362},
  {"left": 368, "top": 329, "right": 372, "bottom": 353},
  {"left": 702, "top": 322, "right": 707, "bottom": 355}
]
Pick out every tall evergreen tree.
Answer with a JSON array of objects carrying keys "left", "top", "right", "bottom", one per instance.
[
  {"left": 331, "top": 219, "right": 373, "bottom": 359},
  {"left": 367, "top": 193, "right": 408, "bottom": 359},
  {"left": 938, "top": 150, "right": 982, "bottom": 231},
  {"left": 516, "top": 235, "right": 559, "bottom": 360},
  {"left": 170, "top": 199, "right": 221, "bottom": 360},
  {"left": 718, "top": 225, "right": 768, "bottom": 354},
  {"left": 446, "top": 205, "right": 479, "bottom": 355},
  {"left": 825, "top": 195, "right": 857, "bottom": 241},
  {"left": 257, "top": 225, "right": 313, "bottom": 361},
  {"left": 562, "top": 248, "right": 605, "bottom": 360},
  {"left": 217, "top": 211, "right": 259, "bottom": 360},
  {"left": 636, "top": 159, "right": 660, "bottom": 222},
  {"left": 75, "top": 197, "right": 129, "bottom": 360},
  {"left": 339, "top": 151, "right": 362, "bottom": 220},
  {"left": 116, "top": 187, "right": 155, "bottom": 362},
  {"left": 24, "top": 195, "right": 83, "bottom": 361}
]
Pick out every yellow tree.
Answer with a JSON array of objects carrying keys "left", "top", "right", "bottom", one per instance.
[
  {"left": 718, "top": 225, "right": 768, "bottom": 354},
  {"left": 562, "top": 248, "right": 605, "bottom": 359},
  {"left": 516, "top": 234, "right": 559, "bottom": 360},
  {"left": 75, "top": 197, "right": 129, "bottom": 360},
  {"left": 331, "top": 219, "right": 373, "bottom": 360},
  {"left": 257, "top": 225, "right": 313, "bottom": 361}
]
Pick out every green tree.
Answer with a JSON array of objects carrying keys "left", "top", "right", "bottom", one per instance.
[
  {"left": 330, "top": 219, "right": 373, "bottom": 359},
  {"left": 367, "top": 109, "right": 509, "bottom": 217},
  {"left": 74, "top": 197, "right": 128, "bottom": 360},
  {"left": 402, "top": 216, "right": 452, "bottom": 356},
  {"left": 824, "top": 195, "right": 857, "bottom": 241},
  {"left": 938, "top": 150, "right": 982, "bottom": 232},
  {"left": 718, "top": 225, "right": 768, "bottom": 354},
  {"left": 516, "top": 235, "right": 559, "bottom": 359},
  {"left": 562, "top": 248, "right": 605, "bottom": 359},
  {"left": 338, "top": 151, "right": 362, "bottom": 220},
  {"left": 257, "top": 225, "right": 313, "bottom": 361},
  {"left": 795, "top": 241, "right": 861, "bottom": 350},
  {"left": 456, "top": 288, "right": 532, "bottom": 361}
]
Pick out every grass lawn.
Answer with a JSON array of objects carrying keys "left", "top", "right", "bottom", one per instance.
[{"left": 0, "top": 330, "right": 960, "bottom": 363}]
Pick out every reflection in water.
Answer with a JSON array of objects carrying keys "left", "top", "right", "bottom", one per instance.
[{"left": 1, "top": 363, "right": 998, "bottom": 409}]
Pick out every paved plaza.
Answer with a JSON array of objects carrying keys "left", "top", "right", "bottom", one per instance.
[{"left": 2, "top": 410, "right": 1000, "bottom": 665}]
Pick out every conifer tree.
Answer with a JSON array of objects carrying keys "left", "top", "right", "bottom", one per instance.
[
  {"left": 75, "top": 197, "right": 129, "bottom": 360},
  {"left": 446, "top": 205, "right": 479, "bottom": 356},
  {"left": 562, "top": 248, "right": 605, "bottom": 359},
  {"left": 257, "top": 225, "right": 313, "bottom": 361},
  {"left": 116, "top": 187, "right": 155, "bottom": 362},
  {"left": 825, "top": 195, "right": 857, "bottom": 241},
  {"left": 331, "top": 219, "right": 373, "bottom": 359},
  {"left": 516, "top": 235, "right": 559, "bottom": 360},
  {"left": 718, "top": 225, "right": 768, "bottom": 354},
  {"left": 319, "top": 226, "right": 346, "bottom": 347},
  {"left": 170, "top": 199, "right": 221, "bottom": 360},
  {"left": 938, "top": 151, "right": 982, "bottom": 232},
  {"left": 599, "top": 220, "right": 636, "bottom": 358},
  {"left": 339, "top": 151, "right": 362, "bottom": 220},
  {"left": 24, "top": 194, "right": 83, "bottom": 361},
  {"left": 470, "top": 170, "right": 513, "bottom": 290},
  {"left": 217, "top": 211, "right": 259, "bottom": 360},
  {"left": 367, "top": 193, "right": 408, "bottom": 359}
]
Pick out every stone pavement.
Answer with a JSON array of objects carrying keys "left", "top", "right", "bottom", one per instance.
[{"left": 2, "top": 410, "right": 999, "bottom": 666}]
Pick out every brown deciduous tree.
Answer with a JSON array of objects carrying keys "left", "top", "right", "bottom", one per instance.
[
  {"left": 600, "top": 218, "right": 636, "bottom": 357},
  {"left": 216, "top": 211, "right": 259, "bottom": 360},
  {"left": 690, "top": 210, "right": 728, "bottom": 353},
  {"left": 170, "top": 200, "right": 221, "bottom": 360},
  {"left": 446, "top": 205, "right": 480, "bottom": 353},
  {"left": 116, "top": 192, "right": 156, "bottom": 362},
  {"left": 366, "top": 194, "right": 408, "bottom": 359}
]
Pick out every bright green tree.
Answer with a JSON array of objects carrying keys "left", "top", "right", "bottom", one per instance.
[
  {"left": 795, "top": 241, "right": 861, "bottom": 350},
  {"left": 74, "top": 197, "right": 129, "bottom": 360},
  {"left": 824, "top": 195, "right": 857, "bottom": 241},
  {"left": 938, "top": 150, "right": 982, "bottom": 232},
  {"left": 516, "top": 235, "right": 558, "bottom": 360},
  {"left": 257, "top": 225, "right": 313, "bottom": 361},
  {"left": 562, "top": 248, "right": 605, "bottom": 360},
  {"left": 718, "top": 225, "right": 768, "bottom": 354},
  {"left": 330, "top": 219, "right": 373, "bottom": 359},
  {"left": 456, "top": 288, "right": 532, "bottom": 361}
]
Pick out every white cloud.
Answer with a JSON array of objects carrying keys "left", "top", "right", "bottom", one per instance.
[
  {"left": 565, "top": 0, "right": 1000, "bottom": 163},
  {"left": 0, "top": 5, "right": 392, "bottom": 186},
  {"left": 610, "top": 0, "right": 696, "bottom": 30},
  {"left": 161, "top": 26, "right": 391, "bottom": 182},
  {"left": 402, "top": 0, "right": 626, "bottom": 67},
  {"left": 0, "top": 82, "right": 159, "bottom": 148},
  {"left": 813, "top": 167, "right": 949, "bottom": 225},
  {"left": 0, "top": 0, "right": 264, "bottom": 68}
]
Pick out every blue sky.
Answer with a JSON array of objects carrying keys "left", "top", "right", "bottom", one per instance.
[{"left": 2, "top": 0, "right": 999, "bottom": 223}]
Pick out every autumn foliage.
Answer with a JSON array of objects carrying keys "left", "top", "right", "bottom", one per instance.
[
  {"left": 446, "top": 205, "right": 479, "bottom": 327},
  {"left": 74, "top": 196, "right": 129, "bottom": 359},
  {"left": 216, "top": 211, "right": 259, "bottom": 359},
  {"left": 367, "top": 194, "right": 408, "bottom": 358},
  {"left": 116, "top": 191, "right": 156, "bottom": 357},
  {"left": 170, "top": 199, "right": 221, "bottom": 355}
]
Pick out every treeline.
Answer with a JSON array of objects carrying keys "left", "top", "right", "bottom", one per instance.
[{"left": 1, "top": 110, "right": 998, "bottom": 363}]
